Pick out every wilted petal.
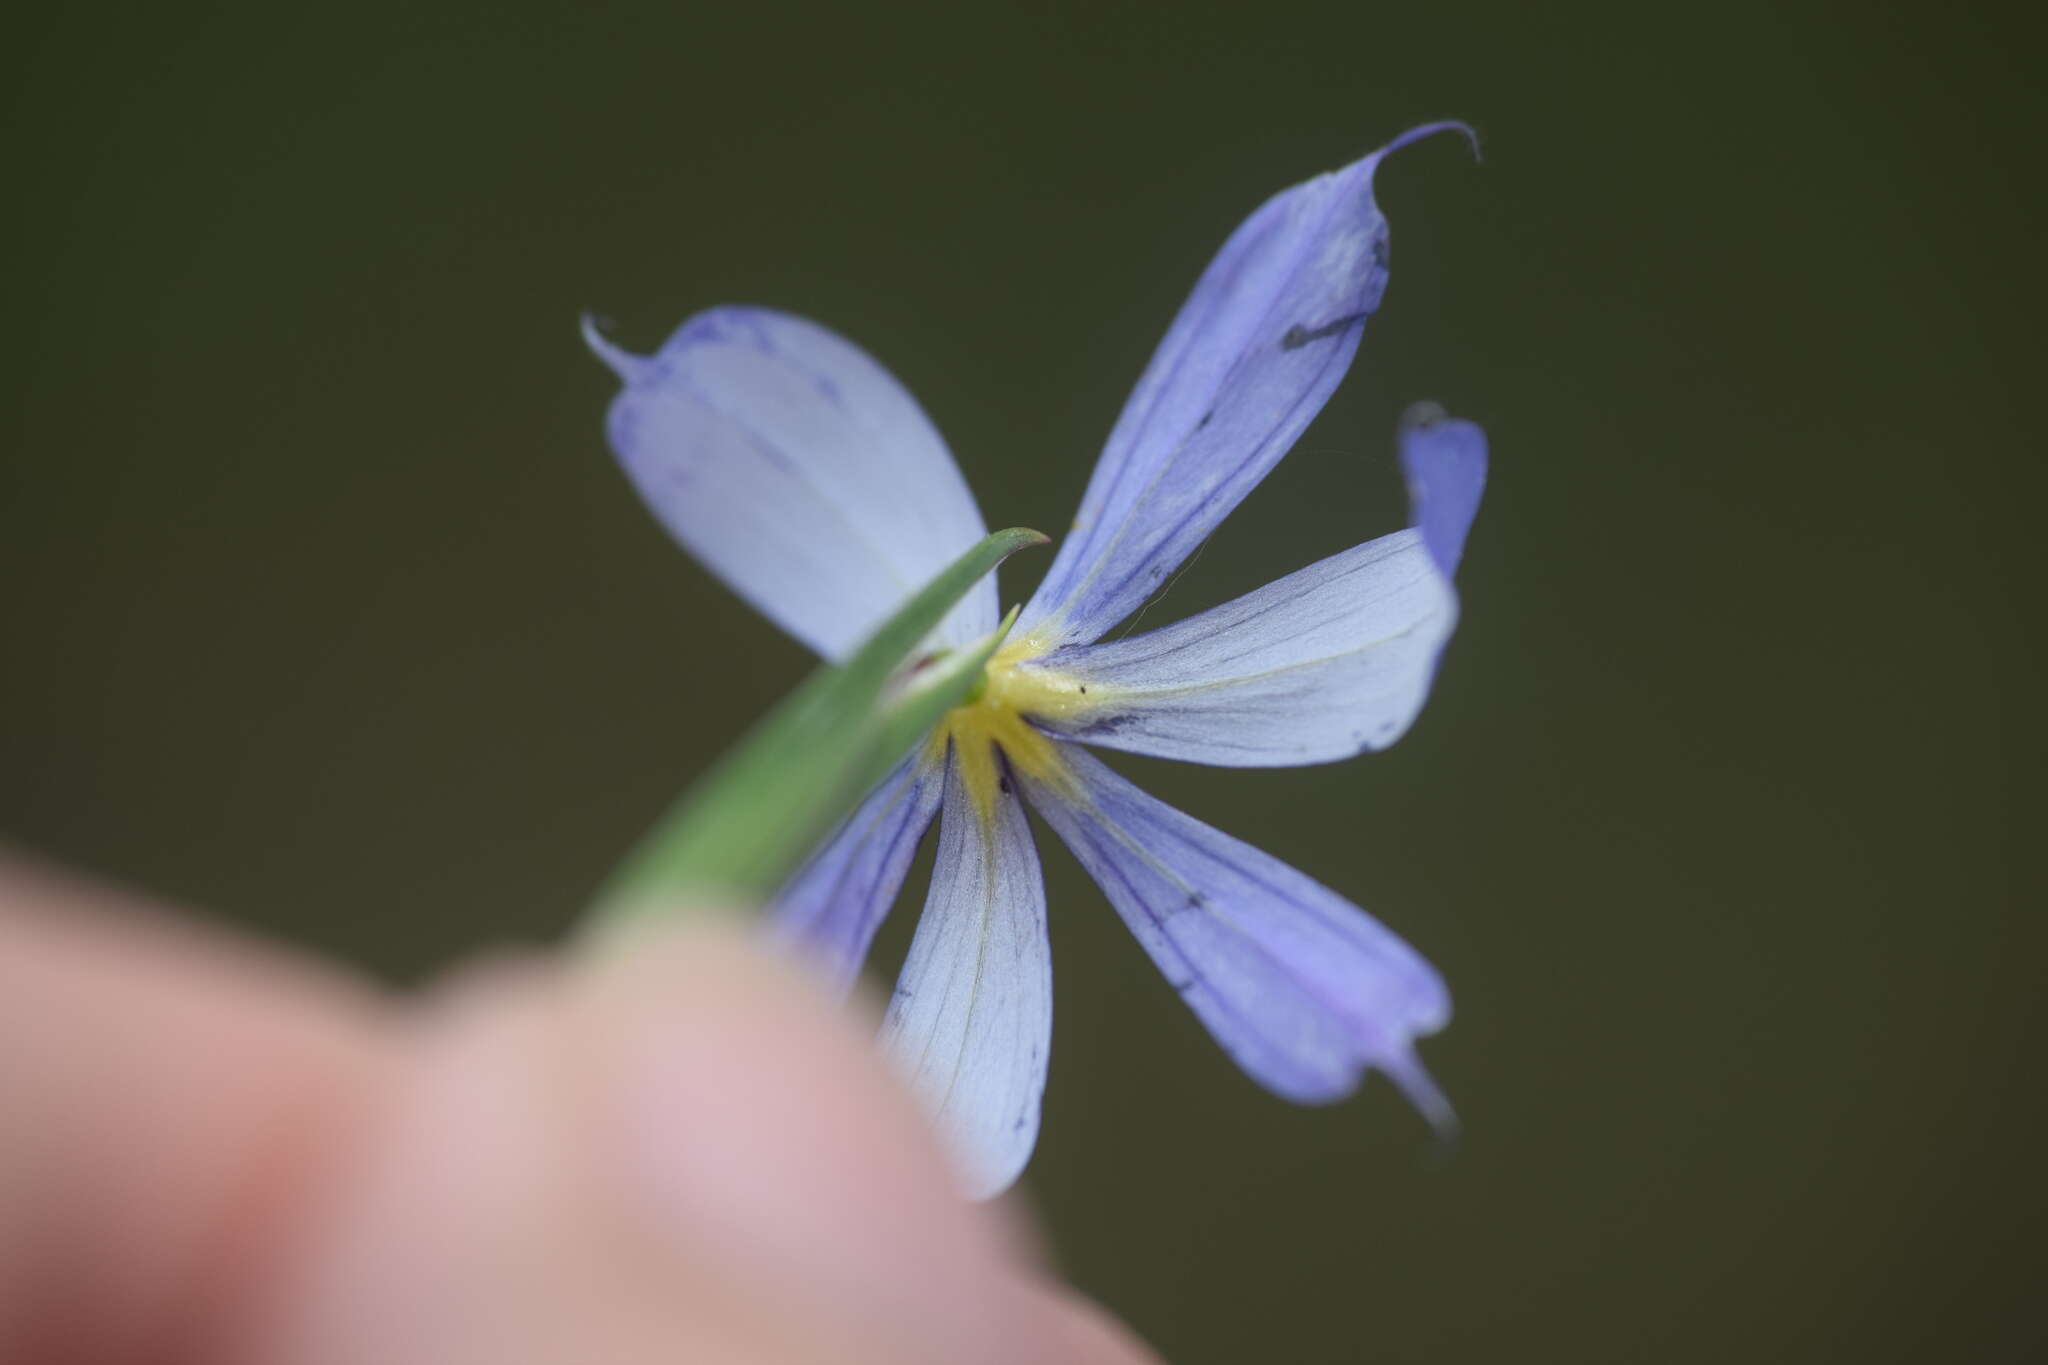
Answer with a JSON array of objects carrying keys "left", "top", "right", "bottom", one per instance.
[
  {"left": 768, "top": 756, "right": 943, "bottom": 992},
  {"left": 586, "top": 307, "right": 994, "bottom": 659},
  {"left": 1021, "top": 410, "right": 1488, "bottom": 766},
  {"left": 1024, "top": 745, "right": 1452, "bottom": 1127},
  {"left": 1019, "top": 123, "right": 1474, "bottom": 647},
  {"left": 882, "top": 752, "right": 1052, "bottom": 1199}
]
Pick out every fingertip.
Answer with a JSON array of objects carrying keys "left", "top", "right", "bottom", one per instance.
[{"left": 1015, "top": 1280, "right": 1168, "bottom": 1365}]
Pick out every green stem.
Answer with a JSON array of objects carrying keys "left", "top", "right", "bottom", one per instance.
[{"left": 581, "top": 527, "right": 1046, "bottom": 933}]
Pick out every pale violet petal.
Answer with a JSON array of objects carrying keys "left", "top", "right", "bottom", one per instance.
[
  {"left": 1020, "top": 411, "right": 1488, "bottom": 766},
  {"left": 768, "top": 755, "right": 943, "bottom": 993},
  {"left": 1018, "top": 123, "right": 1474, "bottom": 647},
  {"left": 1027, "top": 533, "right": 1447, "bottom": 765},
  {"left": 1023, "top": 746, "right": 1452, "bottom": 1127},
  {"left": 586, "top": 307, "right": 995, "bottom": 659},
  {"left": 882, "top": 752, "right": 1051, "bottom": 1199}
]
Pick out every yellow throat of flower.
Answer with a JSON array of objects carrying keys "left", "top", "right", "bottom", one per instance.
[{"left": 929, "top": 632, "right": 1099, "bottom": 825}]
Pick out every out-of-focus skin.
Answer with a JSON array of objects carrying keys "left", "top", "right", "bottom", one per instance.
[{"left": 0, "top": 853, "right": 1161, "bottom": 1365}]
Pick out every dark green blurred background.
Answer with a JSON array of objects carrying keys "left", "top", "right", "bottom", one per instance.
[{"left": 4, "top": 2, "right": 2038, "bottom": 1360}]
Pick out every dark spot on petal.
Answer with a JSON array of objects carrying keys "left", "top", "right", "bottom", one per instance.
[
  {"left": 1197, "top": 409, "right": 1214, "bottom": 430},
  {"left": 1280, "top": 310, "right": 1370, "bottom": 351},
  {"left": 1078, "top": 685, "right": 1087, "bottom": 694},
  {"left": 998, "top": 773, "right": 1012, "bottom": 794}
]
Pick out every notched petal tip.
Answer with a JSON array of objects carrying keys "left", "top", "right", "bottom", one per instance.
[
  {"left": 1400, "top": 399, "right": 1450, "bottom": 432},
  {"left": 580, "top": 311, "right": 650, "bottom": 384}
]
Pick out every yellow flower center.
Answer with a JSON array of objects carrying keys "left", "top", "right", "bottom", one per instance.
[{"left": 929, "top": 632, "right": 1102, "bottom": 824}]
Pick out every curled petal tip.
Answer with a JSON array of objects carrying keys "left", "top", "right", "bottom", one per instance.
[
  {"left": 580, "top": 311, "right": 650, "bottom": 383},
  {"left": 1376, "top": 120, "right": 1482, "bottom": 169}
]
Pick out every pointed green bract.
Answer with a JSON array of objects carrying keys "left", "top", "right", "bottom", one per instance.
[{"left": 583, "top": 528, "right": 1046, "bottom": 929}]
